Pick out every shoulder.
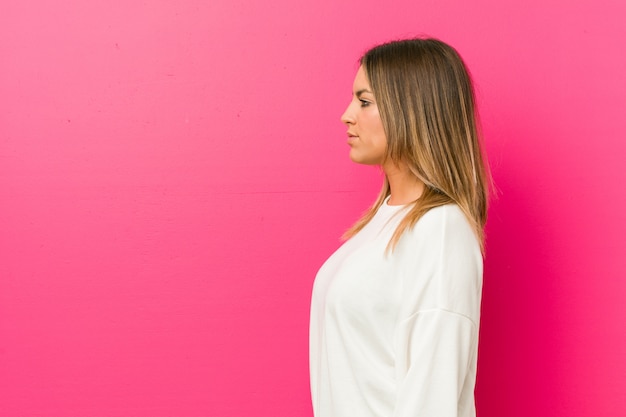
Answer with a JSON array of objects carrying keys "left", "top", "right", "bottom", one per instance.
[
  {"left": 411, "top": 204, "right": 478, "bottom": 247},
  {"left": 396, "top": 204, "right": 483, "bottom": 320},
  {"left": 398, "top": 204, "right": 482, "bottom": 260}
]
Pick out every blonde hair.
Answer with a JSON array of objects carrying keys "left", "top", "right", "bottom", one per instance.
[{"left": 343, "top": 38, "right": 490, "bottom": 253}]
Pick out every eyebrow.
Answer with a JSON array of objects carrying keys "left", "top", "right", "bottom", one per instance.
[{"left": 355, "top": 89, "right": 373, "bottom": 97}]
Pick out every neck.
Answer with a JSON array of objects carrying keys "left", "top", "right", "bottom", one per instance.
[{"left": 383, "top": 161, "right": 425, "bottom": 206}]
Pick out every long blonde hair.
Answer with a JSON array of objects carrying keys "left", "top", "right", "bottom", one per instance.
[{"left": 343, "top": 38, "right": 490, "bottom": 253}]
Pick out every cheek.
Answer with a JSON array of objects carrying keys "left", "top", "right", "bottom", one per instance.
[
  {"left": 362, "top": 112, "right": 382, "bottom": 131},
  {"left": 368, "top": 110, "right": 385, "bottom": 137},
  {"left": 372, "top": 119, "right": 387, "bottom": 148}
]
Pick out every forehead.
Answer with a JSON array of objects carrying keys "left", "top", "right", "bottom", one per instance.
[{"left": 353, "top": 66, "right": 372, "bottom": 92}]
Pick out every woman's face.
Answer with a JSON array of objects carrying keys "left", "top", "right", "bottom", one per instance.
[{"left": 341, "top": 66, "right": 387, "bottom": 165}]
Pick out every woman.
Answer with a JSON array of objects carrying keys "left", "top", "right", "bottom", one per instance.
[{"left": 309, "top": 38, "right": 490, "bottom": 417}]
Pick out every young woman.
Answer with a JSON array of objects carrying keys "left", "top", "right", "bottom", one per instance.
[{"left": 309, "top": 38, "right": 490, "bottom": 417}]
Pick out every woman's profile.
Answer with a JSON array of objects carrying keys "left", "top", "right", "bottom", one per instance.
[{"left": 309, "top": 38, "right": 490, "bottom": 417}]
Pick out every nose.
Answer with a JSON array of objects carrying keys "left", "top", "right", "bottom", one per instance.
[{"left": 341, "top": 102, "right": 355, "bottom": 126}]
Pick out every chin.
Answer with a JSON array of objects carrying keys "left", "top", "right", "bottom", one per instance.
[
  {"left": 349, "top": 149, "right": 383, "bottom": 165},
  {"left": 350, "top": 157, "right": 377, "bottom": 166},
  {"left": 348, "top": 153, "right": 365, "bottom": 164}
]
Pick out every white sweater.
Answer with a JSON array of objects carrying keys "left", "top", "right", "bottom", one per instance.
[{"left": 310, "top": 198, "right": 483, "bottom": 417}]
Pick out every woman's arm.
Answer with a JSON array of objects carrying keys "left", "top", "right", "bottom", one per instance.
[
  {"left": 393, "top": 309, "right": 478, "bottom": 417},
  {"left": 392, "top": 204, "right": 483, "bottom": 417}
]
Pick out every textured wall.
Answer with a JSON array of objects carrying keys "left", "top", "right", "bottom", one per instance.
[{"left": 1, "top": 0, "right": 625, "bottom": 416}]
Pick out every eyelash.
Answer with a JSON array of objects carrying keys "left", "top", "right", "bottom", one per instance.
[{"left": 359, "top": 99, "right": 371, "bottom": 108}]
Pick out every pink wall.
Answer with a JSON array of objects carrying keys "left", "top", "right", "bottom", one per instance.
[{"left": 1, "top": 0, "right": 625, "bottom": 416}]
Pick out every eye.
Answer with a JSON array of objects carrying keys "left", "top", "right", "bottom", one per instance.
[{"left": 359, "top": 99, "right": 371, "bottom": 108}]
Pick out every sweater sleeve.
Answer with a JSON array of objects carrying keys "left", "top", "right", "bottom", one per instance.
[
  {"left": 392, "top": 309, "right": 477, "bottom": 417},
  {"left": 392, "top": 205, "right": 482, "bottom": 417}
]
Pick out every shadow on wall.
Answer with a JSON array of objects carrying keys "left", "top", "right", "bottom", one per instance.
[{"left": 476, "top": 135, "right": 563, "bottom": 416}]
